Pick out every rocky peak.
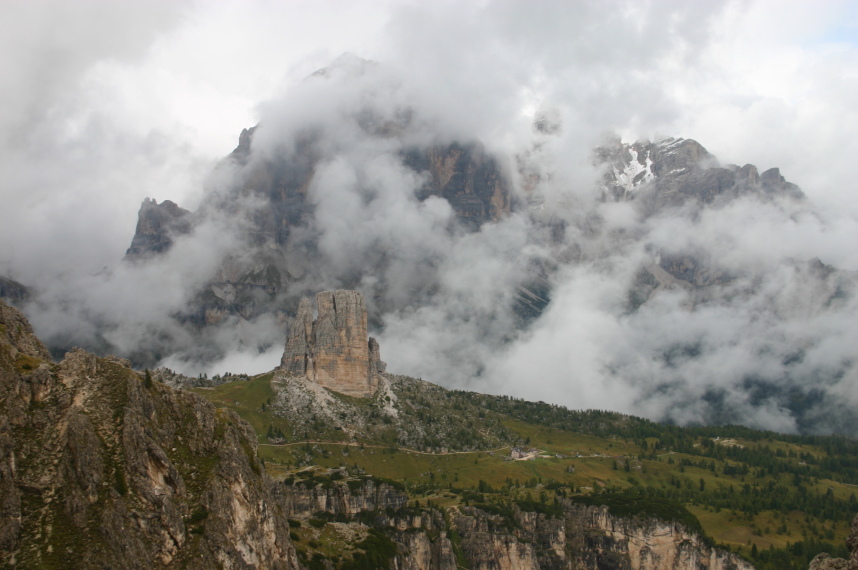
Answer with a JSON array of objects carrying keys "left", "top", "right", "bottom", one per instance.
[
  {"left": 229, "top": 125, "right": 257, "bottom": 165},
  {"left": 761, "top": 166, "right": 804, "bottom": 198},
  {"left": 597, "top": 137, "right": 805, "bottom": 206},
  {"left": 280, "top": 290, "right": 384, "bottom": 397},
  {"left": 124, "top": 197, "right": 191, "bottom": 259}
]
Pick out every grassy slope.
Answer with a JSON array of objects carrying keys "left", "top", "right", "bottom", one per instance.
[{"left": 192, "top": 373, "right": 858, "bottom": 565}]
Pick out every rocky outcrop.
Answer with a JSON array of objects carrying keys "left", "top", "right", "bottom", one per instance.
[
  {"left": 0, "top": 299, "right": 298, "bottom": 568},
  {"left": 268, "top": 372, "right": 518, "bottom": 450},
  {"left": 280, "top": 290, "right": 383, "bottom": 397},
  {"left": 277, "top": 476, "right": 408, "bottom": 519},
  {"left": 452, "top": 506, "right": 564, "bottom": 569},
  {"left": 124, "top": 198, "right": 191, "bottom": 259},
  {"left": 567, "top": 504, "right": 753, "bottom": 570}
]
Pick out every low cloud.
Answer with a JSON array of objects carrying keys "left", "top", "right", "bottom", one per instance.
[{"left": 2, "top": 1, "right": 857, "bottom": 435}]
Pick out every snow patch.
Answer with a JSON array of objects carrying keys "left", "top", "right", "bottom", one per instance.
[{"left": 612, "top": 147, "right": 654, "bottom": 192}]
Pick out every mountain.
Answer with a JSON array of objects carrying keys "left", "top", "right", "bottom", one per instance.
[
  {"left": 5, "top": 54, "right": 856, "bottom": 437},
  {"left": 122, "top": 131, "right": 809, "bottom": 338}
]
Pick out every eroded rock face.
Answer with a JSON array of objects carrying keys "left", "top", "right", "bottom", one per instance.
[
  {"left": 125, "top": 198, "right": 191, "bottom": 259},
  {"left": 280, "top": 290, "right": 383, "bottom": 397},
  {"left": 276, "top": 477, "right": 750, "bottom": 570},
  {"left": 567, "top": 504, "right": 754, "bottom": 570},
  {"left": 0, "top": 299, "right": 298, "bottom": 568},
  {"left": 277, "top": 477, "right": 407, "bottom": 519},
  {"left": 405, "top": 142, "right": 512, "bottom": 228}
]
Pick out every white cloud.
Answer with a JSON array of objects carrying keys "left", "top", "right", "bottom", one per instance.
[{"left": 1, "top": 0, "right": 857, "bottom": 433}]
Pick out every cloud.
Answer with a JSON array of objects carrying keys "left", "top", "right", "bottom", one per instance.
[{"left": 1, "top": 0, "right": 857, "bottom": 435}]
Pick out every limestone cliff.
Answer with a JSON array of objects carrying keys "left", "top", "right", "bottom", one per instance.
[
  {"left": 275, "top": 467, "right": 751, "bottom": 570},
  {"left": 276, "top": 475, "right": 408, "bottom": 520},
  {"left": 280, "top": 290, "right": 383, "bottom": 397},
  {"left": 567, "top": 504, "right": 753, "bottom": 570},
  {"left": 0, "top": 299, "right": 298, "bottom": 569}
]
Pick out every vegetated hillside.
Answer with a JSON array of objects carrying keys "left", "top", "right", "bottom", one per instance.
[{"left": 192, "top": 371, "right": 858, "bottom": 569}]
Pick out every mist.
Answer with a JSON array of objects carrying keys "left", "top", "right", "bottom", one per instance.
[{"left": 2, "top": 0, "right": 857, "bottom": 434}]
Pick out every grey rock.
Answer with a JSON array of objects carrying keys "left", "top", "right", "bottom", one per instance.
[{"left": 124, "top": 198, "right": 191, "bottom": 259}]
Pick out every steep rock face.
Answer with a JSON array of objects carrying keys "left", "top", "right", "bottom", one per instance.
[
  {"left": 391, "top": 518, "right": 458, "bottom": 570},
  {"left": 125, "top": 198, "right": 191, "bottom": 259},
  {"left": 567, "top": 504, "right": 753, "bottom": 570},
  {"left": 0, "top": 299, "right": 298, "bottom": 569},
  {"left": 280, "top": 290, "right": 383, "bottom": 397},
  {"left": 453, "top": 506, "right": 564, "bottom": 569},
  {"left": 276, "top": 474, "right": 749, "bottom": 570},
  {"left": 277, "top": 477, "right": 408, "bottom": 519},
  {"left": 405, "top": 142, "right": 513, "bottom": 228}
]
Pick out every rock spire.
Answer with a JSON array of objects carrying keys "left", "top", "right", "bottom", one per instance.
[{"left": 280, "top": 290, "right": 384, "bottom": 397}]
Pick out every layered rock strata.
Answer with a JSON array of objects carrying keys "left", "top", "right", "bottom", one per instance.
[{"left": 280, "top": 290, "right": 383, "bottom": 397}]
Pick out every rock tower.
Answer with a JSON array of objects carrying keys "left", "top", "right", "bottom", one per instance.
[{"left": 280, "top": 290, "right": 384, "bottom": 397}]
